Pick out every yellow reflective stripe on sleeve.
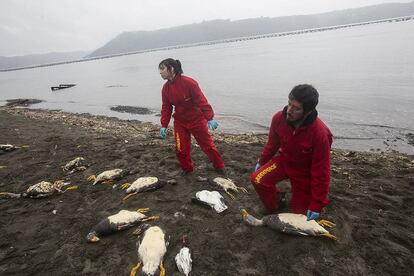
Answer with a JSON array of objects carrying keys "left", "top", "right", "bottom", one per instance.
[
  {"left": 254, "top": 163, "right": 277, "bottom": 184},
  {"left": 175, "top": 132, "right": 181, "bottom": 152}
]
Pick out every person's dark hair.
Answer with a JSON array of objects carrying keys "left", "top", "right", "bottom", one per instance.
[
  {"left": 158, "top": 58, "right": 183, "bottom": 75},
  {"left": 288, "top": 84, "right": 319, "bottom": 113}
]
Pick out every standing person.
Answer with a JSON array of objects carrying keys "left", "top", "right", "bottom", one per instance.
[
  {"left": 250, "top": 84, "right": 332, "bottom": 220},
  {"left": 158, "top": 58, "right": 225, "bottom": 175}
]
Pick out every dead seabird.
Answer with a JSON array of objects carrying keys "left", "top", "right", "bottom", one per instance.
[
  {"left": 242, "top": 209, "right": 337, "bottom": 240},
  {"left": 121, "top": 176, "right": 176, "bottom": 201},
  {"left": 130, "top": 224, "right": 168, "bottom": 276},
  {"left": 86, "top": 208, "right": 159, "bottom": 242},
  {"left": 0, "top": 180, "right": 77, "bottom": 199}
]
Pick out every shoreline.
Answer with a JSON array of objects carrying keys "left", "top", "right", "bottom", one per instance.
[
  {"left": 0, "top": 105, "right": 413, "bottom": 275},
  {"left": 2, "top": 104, "right": 413, "bottom": 156},
  {"left": 0, "top": 105, "right": 270, "bottom": 146}
]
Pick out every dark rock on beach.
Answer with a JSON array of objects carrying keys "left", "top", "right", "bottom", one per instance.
[
  {"left": 407, "top": 133, "right": 414, "bottom": 146},
  {"left": 110, "top": 105, "right": 154, "bottom": 115},
  {"left": 0, "top": 106, "right": 413, "bottom": 275},
  {"left": 5, "top": 98, "right": 43, "bottom": 107}
]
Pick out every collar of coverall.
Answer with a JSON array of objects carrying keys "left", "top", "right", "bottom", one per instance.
[
  {"left": 282, "top": 105, "right": 318, "bottom": 127},
  {"left": 168, "top": 74, "right": 181, "bottom": 83}
]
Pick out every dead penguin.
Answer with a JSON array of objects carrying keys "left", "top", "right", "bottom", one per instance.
[
  {"left": 62, "top": 157, "right": 87, "bottom": 174},
  {"left": 197, "top": 176, "right": 248, "bottom": 199},
  {"left": 87, "top": 168, "right": 126, "bottom": 185},
  {"left": 121, "top": 177, "right": 177, "bottom": 201},
  {"left": 0, "top": 144, "right": 30, "bottom": 154},
  {"left": 191, "top": 190, "right": 228, "bottom": 213},
  {"left": 242, "top": 209, "right": 337, "bottom": 240},
  {"left": 175, "top": 235, "right": 192, "bottom": 276},
  {"left": 0, "top": 180, "right": 77, "bottom": 199},
  {"left": 0, "top": 144, "right": 16, "bottom": 152},
  {"left": 130, "top": 224, "right": 168, "bottom": 276},
  {"left": 86, "top": 208, "right": 158, "bottom": 242}
]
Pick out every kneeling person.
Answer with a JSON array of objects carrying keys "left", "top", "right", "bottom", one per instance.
[{"left": 251, "top": 84, "right": 332, "bottom": 220}]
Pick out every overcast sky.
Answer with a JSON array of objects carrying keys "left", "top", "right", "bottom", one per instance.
[{"left": 0, "top": 0, "right": 410, "bottom": 57}]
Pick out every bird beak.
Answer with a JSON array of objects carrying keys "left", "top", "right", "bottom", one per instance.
[{"left": 86, "top": 233, "right": 100, "bottom": 243}]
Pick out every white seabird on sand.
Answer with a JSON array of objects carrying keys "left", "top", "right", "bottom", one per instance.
[
  {"left": 242, "top": 209, "right": 337, "bottom": 240},
  {"left": 121, "top": 176, "right": 176, "bottom": 201},
  {"left": 87, "top": 168, "right": 126, "bottom": 185},
  {"left": 130, "top": 224, "right": 168, "bottom": 276},
  {"left": 86, "top": 208, "right": 159, "bottom": 242},
  {"left": 192, "top": 190, "right": 228, "bottom": 213},
  {"left": 197, "top": 176, "right": 248, "bottom": 199},
  {"left": 175, "top": 235, "right": 192, "bottom": 276}
]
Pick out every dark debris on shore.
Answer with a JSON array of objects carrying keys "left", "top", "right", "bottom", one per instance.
[{"left": 5, "top": 99, "right": 43, "bottom": 107}]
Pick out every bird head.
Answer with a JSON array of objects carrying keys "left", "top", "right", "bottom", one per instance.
[
  {"left": 133, "top": 223, "right": 151, "bottom": 236},
  {"left": 181, "top": 234, "right": 188, "bottom": 246},
  {"left": 241, "top": 209, "right": 264, "bottom": 226},
  {"left": 86, "top": 231, "right": 100, "bottom": 243}
]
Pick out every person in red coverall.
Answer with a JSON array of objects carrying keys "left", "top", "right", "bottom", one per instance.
[
  {"left": 158, "top": 58, "right": 225, "bottom": 175},
  {"left": 250, "top": 84, "right": 332, "bottom": 220}
]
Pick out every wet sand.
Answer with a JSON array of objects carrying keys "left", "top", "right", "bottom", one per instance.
[{"left": 0, "top": 107, "right": 413, "bottom": 275}]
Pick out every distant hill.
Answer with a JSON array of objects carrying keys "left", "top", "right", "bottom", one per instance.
[
  {"left": 2, "top": 1, "right": 413, "bottom": 71},
  {"left": 0, "top": 51, "right": 89, "bottom": 71},
  {"left": 88, "top": 1, "right": 414, "bottom": 58}
]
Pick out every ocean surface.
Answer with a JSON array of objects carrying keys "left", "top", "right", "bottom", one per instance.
[{"left": 1, "top": 20, "right": 413, "bottom": 154}]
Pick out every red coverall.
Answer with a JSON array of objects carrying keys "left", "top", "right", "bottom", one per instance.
[
  {"left": 250, "top": 107, "right": 332, "bottom": 214},
  {"left": 160, "top": 75, "right": 224, "bottom": 173}
]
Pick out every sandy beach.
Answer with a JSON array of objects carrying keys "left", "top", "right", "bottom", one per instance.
[{"left": 0, "top": 105, "right": 413, "bottom": 275}]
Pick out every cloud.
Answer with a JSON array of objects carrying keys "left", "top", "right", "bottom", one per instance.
[{"left": 0, "top": 0, "right": 411, "bottom": 56}]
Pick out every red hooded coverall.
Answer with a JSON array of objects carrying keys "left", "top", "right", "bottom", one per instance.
[
  {"left": 160, "top": 75, "right": 224, "bottom": 173},
  {"left": 250, "top": 108, "right": 332, "bottom": 214}
]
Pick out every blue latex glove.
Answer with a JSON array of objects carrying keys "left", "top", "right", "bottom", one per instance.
[
  {"left": 159, "top": 127, "right": 167, "bottom": 139},
  {"left": 255, "top": 163, "right": 261, "bottom": 171},
  {"left": 306, "top": 209, "right": 320, "bottom": 221},
  {"left": 207, "top": 119, "right": 218, "bottom": 130}
]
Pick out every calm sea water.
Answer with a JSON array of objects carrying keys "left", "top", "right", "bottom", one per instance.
[{"left": 1, "top": 20, "right": 414, "bottom": 154}]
